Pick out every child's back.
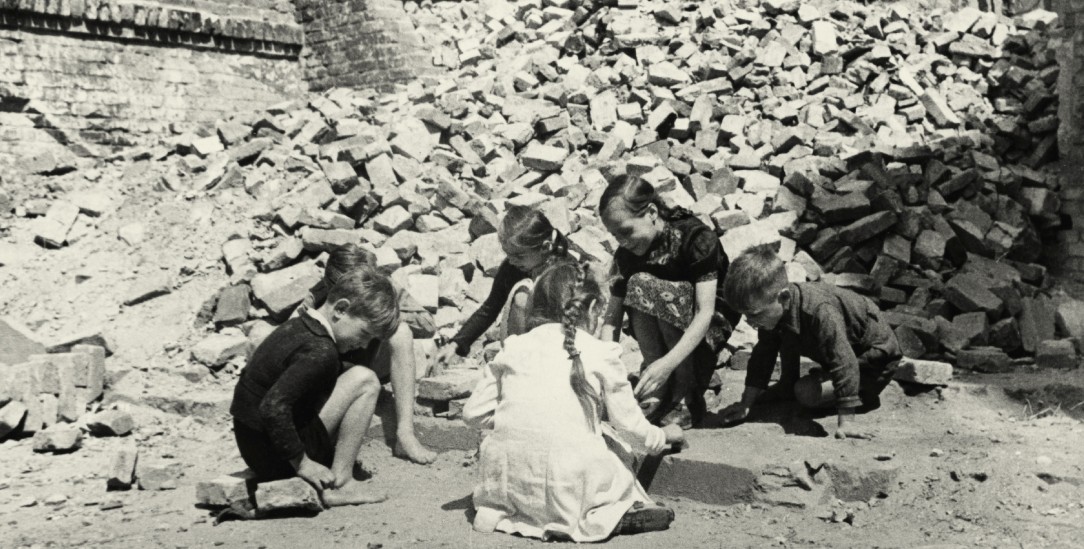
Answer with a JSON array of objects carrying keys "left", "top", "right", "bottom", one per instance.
[{"left": 464, "top": 323, "right": 665, "bottom": 541}]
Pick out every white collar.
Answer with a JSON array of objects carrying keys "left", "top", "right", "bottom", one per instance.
[{"left": 307, "top": 308, "right": 337, "bottom": 343}]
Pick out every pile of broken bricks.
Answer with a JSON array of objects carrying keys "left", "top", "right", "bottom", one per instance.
[
  {"left": 12, "top": 2, "right": 1082, "bottom": 428},
  {"left": 175, "top": 1, "right": 1077, "bottom": 387}
]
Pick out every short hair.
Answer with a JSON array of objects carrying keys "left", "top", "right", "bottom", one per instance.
[
  {"left": 325, "top": 266, "right": 400, "bottom": 339},
  {"left": 597, "top": 176, "right": 693, "bottom": 222},
  {"left": 325, "top": 243, "right": 377, "bottom": 286},
  {"left": 723, "top": 244, "right": 788, "bottom": 313}
]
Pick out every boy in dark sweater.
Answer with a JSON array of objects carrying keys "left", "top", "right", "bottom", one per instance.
[
  {"left": 720, "top": 244, "right": 902, "bottom": 440},
  {"left": 231, "top": 267, "right": 400, "bottom": 506}
]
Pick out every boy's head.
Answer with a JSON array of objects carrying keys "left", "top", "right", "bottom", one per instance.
[
  {"left": 724, "top": 244, "right": 791, "bottom": 331},
  {"left": 325, "top": 243, "right": 377, "bottom": 285},
  {"left": 323, "top": 266, "right": 400, "bottom": 352}
]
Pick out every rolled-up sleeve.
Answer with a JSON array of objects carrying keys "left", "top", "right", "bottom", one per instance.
[{"left": 809, "top": 304, "right": 862, "bottom": 408}]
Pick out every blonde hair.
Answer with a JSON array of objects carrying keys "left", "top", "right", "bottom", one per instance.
[{"left": 723, "top": 244, "right": 788, "bottom": 313}]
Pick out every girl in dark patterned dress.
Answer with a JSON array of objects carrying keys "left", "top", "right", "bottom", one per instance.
[{"left": 598, "top": 177, "right": 740, "bottom": 426}]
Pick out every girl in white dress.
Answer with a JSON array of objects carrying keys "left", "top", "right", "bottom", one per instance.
[{"left": 463, "top": 259, "right": 684, "bottom": 542}]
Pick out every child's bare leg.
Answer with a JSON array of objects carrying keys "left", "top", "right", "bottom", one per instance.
[
  {"left": 382, "top": 324, "right": 437, "bottom": 464},
  {"left": 628, "top": 309, "right": 669, "bottom": 419},
  {"left": 318, "top": 366, "right": 386, "bottom": 505},
  {"left": 794, "top": 373, "right": 835, "bottom": 409}
]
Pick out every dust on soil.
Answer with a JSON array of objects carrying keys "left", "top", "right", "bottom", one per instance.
[{"left": 1, "top": 164, "right": 1083, "bottom": 549}]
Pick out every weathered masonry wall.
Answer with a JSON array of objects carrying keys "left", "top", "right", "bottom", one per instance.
[
  {"left": 293, "top": 0, "right": 430, "bottom": 92},
  {"left": 0, "top": 1, "right": 306, "bottom": 165}
]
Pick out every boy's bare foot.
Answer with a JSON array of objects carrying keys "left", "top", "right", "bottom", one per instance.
[
  {"left": 394, "top": 435, "right": 437, "bottom": 464},
  {"left": 322, "top": 479, "right": 387, "bottom": 507}
]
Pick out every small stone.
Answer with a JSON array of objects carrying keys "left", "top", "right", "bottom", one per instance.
[
  {"left": 124, "top": 272, "right": 172, "bottom": 306},
  {"left": 417, "top": 369, "right": 483, "bottom": 401},
  {"left": 86, "top": 410, "right": 134, "bottom": 437},
  {"left": 196, "top": 470, "right": 256, "bottom": 508},
  {"left": 137, "top": 461, "right": 180, "bottom": 491},
  {"left": 1035, "top": 340, "right": 1076, "bottom": 369},
  {"left": 930, "top": 449, "right": 944, "bottom": 457},
  {"left": 255, "top": 477, "right": 323, "bottom": 513},
  {"left": 191, "top": 331, "right": 250, "bottom": 368},
  {"left": 893, "top": 358, "right": 952, "bottom": 386},
  {"left": 32, "top": 425, "right": 82, "bottom": 453}
]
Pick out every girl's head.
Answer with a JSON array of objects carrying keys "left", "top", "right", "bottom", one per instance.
[
  {"left": 323, "top": 266, "right": 400, "bottom": 353},
  {"left": 526, "top": 259, "right": 604, "bottom": 430},
  {"left": 325, "top": 243, "right": 377, "bottom": 285},
  {"left": 497, "top": 205, "right": 569, "bottom": 273},
  {"left": 598, "top": 177, "right": 677, "bottom": 256}
]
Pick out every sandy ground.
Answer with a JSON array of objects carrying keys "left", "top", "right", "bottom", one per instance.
[{"left": 2, "top": 164, "right": 1083, "bottom": 548}]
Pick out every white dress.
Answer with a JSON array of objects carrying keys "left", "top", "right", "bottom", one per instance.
[{"left": 463, "top": 323, "right": 667, "bottom": 542}]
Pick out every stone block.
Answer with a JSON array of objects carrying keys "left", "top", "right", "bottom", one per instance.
[
  {"left": 373, "top": 206, "right": 413, "bottom": 234},
  {"left": 72, "top": 344, "right": 105, "bottom": 402},
  {"left": 137, "top": 461, "right": 181, "bottom": 491},
  {"left": 107, "top": 445, "right": 139, "bottom": 490},
  {"left": 0, "top": 401, "right": 27, "bottom": 439},
  {"left": 124, "top": 272, "right": 172, "bottom": 306},
  {"left": 191, "top": 331, "right": 250, "bottom": 368},
  {"left": 86, "top": 409, "right": 134, "bottom": 437},
  {"left": 251, "top": 261, "right": 323, "bottom": 317},
  {"left": 1056, "top": 299, "right": 1084, "bottom": 339},
  {"left": 32, "top": 424, "right": 82, "bottom": 453},
  {"left": 943, "top": 274, "right": 1002, "bottom": 317},
  {"left": 404, "top": 274, "right": 440, "bottom": 313},
  {"left": 255, "top": 477, "right": 323, "bottom": 514},
  {"left": 520, "top": 143, "right": 568, "bottom": 172},
  {"left": 1035, "top": 340, "right": 1077, "bottom": 369},
  {"left": 195, "top": 470, "right": 256, "bottom": 508},
  {"left": 214, "top": 284, "right": 251, "bottom": 327},
  {"left": 825, "top": 462, "right": 899, "bottom": 502},
  {"left": 0, "top": 317, "right": 46, "bottom": 365},
  {"left": 417, "top": 369, "right": 482, "bottom": 401},
  {"left": 956, "top": 347, "right": 1011, "bottom": 373},
  {"left": 893, "top": 358, "right": 952, "bottom": 386}
]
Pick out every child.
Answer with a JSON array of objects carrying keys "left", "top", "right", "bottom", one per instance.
[
  {"left": 299, "top": 244, "right": 437, "bottom": 465},
  {"left": 598, "top": 177, "right": 740, "bottom": 426},
  {"left": 230, "top": 268, "right": 399, "bottom": 505},
  {"left": 463, "top": 260, "right": 683, "bottom": 542},
  {"left": 434, "top": 205, "right": 571, "bottom": 363},
  {"left": 719, "top": 244, "right": 902, "bottom": 440}
]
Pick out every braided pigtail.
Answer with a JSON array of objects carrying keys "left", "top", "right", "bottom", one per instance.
[{"left": 563, "top": 263, "right": 603, "bottom": 431}]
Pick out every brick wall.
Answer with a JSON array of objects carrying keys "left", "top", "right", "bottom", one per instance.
[
  {"left": 293, "top": 0, "right": 431, "bottom": 92},
  {"left": 0, "top": 1, "right": 306, "bottom": 166}
]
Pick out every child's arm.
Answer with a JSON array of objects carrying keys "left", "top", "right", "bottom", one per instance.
[
  {"left": 599, "top": 295, "right": 625, "bottom": 342},
  {"left": 438, "top": 261, "right": 526, "bottom": 362},
  {"left": 807, "top": 304, "right": 866, "bottom": 438},
  {"left": 597, "top": 343, "right": 676, "bottom": 454},
  {"left": 720, "top": 330, "right": 782, "bottom": 424},
  {"left": 462, "top": 354, "right": 503, "bottom": 431},
  {"left": 633, "top": 278, "right": 716, "bottom": 399},
  {"left": 258, "top": 345, "right": 339, "bottom": 486}
]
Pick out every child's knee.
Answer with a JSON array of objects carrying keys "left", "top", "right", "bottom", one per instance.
[
  {"left": 511, "top": 290, "right": 529, "bottom": 310},
  {"left": 340, "top": 366, "right": 381, "bottom": 396},
  {"left": 390, "top": 322, "right": 413, "bottom": 348}
]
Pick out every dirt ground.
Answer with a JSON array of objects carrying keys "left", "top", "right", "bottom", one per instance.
[{"left": 2, "top": 163, "right": 1083, "bottom": 548}]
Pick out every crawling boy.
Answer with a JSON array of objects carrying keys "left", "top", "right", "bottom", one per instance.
[
  {"left": 720, "top": 244, "right": 902, "bottom": 439},
  {"left": 230, "top": 267, "right": 400, "bottom": 505}
]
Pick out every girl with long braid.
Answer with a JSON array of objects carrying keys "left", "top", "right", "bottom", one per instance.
[{"left": 463, "top": 259, "right": 684, "bottom": 542}]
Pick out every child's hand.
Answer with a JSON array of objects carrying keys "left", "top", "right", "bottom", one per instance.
[
  {"left": 296, "top": 456, "right": 335, "bottom": 489},
  {"left": 434, "top": 344, "right": 459, "bottom": 366},
  {"left": 662, "top": 423, "right": 684, "bottom": 445},
  {"left": 634, "top": 359, "right": 677, "bottom": 400},
  {"left": 719, "top": 403, "right": 751, "bottom": 425}
]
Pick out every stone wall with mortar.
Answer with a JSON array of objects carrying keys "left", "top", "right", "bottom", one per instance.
[
  {"left": 0, "top": 1, "right": 306, "bottom": 165},
  {"left": 292, "top": 0, "right": 431, "bottom": 92}
]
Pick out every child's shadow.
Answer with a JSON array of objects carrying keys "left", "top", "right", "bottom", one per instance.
[
  {"left": 701, "top": 402, "right": 829, "bottom": 438},
  {"left": 441, "top": 493, "right": 475, "bottom": 523}
]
